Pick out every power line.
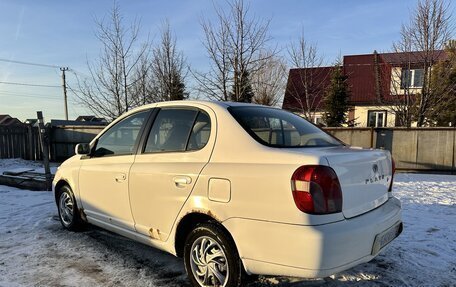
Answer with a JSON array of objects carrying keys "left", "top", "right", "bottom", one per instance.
[
  {"left": 0, "top": 58, "right": 60, "bottom": 69},
  {"left": 0, "top": 89, "right": 60, "bottom": 98},
  {"left": 0, "top": 92, "right": 60, "bottom": 100},
  {"left": 69, "top": 68, "right": 91, "bottom": 79},
  {"left": 0, "top": 81, "right": 60, "bottom": 88}
]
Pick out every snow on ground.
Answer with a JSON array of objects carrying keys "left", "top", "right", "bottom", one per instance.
[
  {"left": 0, "top": 158, "right": 58, "bottom": 175},
  {"left": 0, "top": 159, "right": 455, "bottom": 287}
]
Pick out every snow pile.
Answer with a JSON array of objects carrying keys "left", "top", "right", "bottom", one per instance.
[{"left": 0, "top": 163, "right": 455, "bottom": 286}]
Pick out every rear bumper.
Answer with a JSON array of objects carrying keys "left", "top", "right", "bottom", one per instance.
[{"left": 223, "top": 196, "right": 402, "bottom": 278}]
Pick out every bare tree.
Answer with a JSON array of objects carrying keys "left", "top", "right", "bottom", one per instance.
[
  {"left": 385, "top": 34, "right": 416, "bottom": 127},
  {"left": 194, "top": 9, "right": 231, "bottom": 101},
  {"left": 194, "top": 0, "right": 273, "bottom": 102},
  {"left": 390, "top": 0, "right": 452, "bottom": 126},
  {"left": 77, "top": 2, "right": 150, "bottom": 120},
  {"left": 130, "top": 21, "right": 188, "bottom": 106},
  {"left": 428, "top": 41, "right": 456, "bottom": 126},
  {"left": 130, "top": 45, "right": 155, "bottom": 106},
  {"left": 149, "top": 21, "right": 188, "bottom": 101},
  {"left": 287, "top": 31, "right": 327, "bottom": 120},
  {"left": 251, "top": 51, "right": 287, "bottom": 106}
]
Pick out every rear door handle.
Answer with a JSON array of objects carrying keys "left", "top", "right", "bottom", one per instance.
[
  {"left": 173, "top": 176, "right": 192, "bottom": 187},
  {"left": 115, "top": 173, "right": 126, "bottom": 182}
]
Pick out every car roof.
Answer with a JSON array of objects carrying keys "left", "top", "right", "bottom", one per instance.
[
  {"left": 142, "top": 100, "right": 275, "bottom": 109},
  {"left": 124, "top": 100, "right": 281, "bottom": 118}
]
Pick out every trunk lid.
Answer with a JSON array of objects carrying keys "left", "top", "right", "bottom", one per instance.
[{"left": 322, "top": 147, "right": 392, "bottom": 218}]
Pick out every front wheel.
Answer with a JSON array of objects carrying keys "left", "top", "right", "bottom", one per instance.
[
  {"left": 57, "top": 185, "right": 83, "bottom": 231},
  {"left": 184, "top": 223, "right": 246, "bottom": 287}
]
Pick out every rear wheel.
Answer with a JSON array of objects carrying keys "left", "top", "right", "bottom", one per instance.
[
  {"left": 57, "top": 185, "right": 83, "bottom": 231},
  {"left": 184, "top": 223, "right": 245, "bottom": 287}
]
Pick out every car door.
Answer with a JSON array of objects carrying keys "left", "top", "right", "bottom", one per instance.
[
  {"left": 129, "top": 106, "right": 215, "bottom": 241},
  {"left": 79, "top": 109, "right": 151, "bottom": 231}
]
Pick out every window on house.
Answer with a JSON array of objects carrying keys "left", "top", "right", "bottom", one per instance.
[
  {"left": 401, "top": 68, "right": 424, "bottom": 88},
  {"left": 312, "top": 115, "right": 325, "bottom": 126},
  {"left": 367, "top": 110, "right": 387, "bottom": 127}
]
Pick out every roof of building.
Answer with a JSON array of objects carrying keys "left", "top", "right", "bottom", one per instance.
[
  {"left": 282, "top": 66, "right": 334, "bottom": 112},
  {"left": 49, "top": 119, "right": 108, "bottom": 127},
  {"left": 75, "top": 115, "right": 107, "bottom": 122},
  {"left": 0, "top": 115, "right": 24, "bottom": 126},
  {"left": 24, "top": 119, "right": 38, "bottom": 125},
  {"left": 379, "top": 50, "right": 446, "bottom": 65},
  {"left": 0, "top": 115, "right": 11, "bottom": 125}
]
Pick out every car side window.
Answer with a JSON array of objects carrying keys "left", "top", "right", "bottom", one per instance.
[
  {"left": 144, "top": 108, "right": 211, "bottom": 153},
  {"left": 144, "top": 109, "right": 198, "bottom": 153},
  {"left": 187, "top": 111, "right": 211, "bottom": 151},
  {"left": 93, "top": 111, "right": 149, "bottom": 157}
]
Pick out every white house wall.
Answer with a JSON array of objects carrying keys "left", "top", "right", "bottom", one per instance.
[{"left": 353, "top": 106, "right": 396, "bottom": 127}]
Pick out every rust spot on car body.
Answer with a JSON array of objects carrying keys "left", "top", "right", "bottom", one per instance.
[
  {"left": 79, "top": 208, "right": 88, "bottom": 222},
  {"left": 149, "top": 228, "right": 161, "bottom": 240},
  {"left": 189, "top": 209, "right": 220, "bottom": 222}
]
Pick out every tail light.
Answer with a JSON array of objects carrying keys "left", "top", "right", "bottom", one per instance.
[
  {"left": 388, "top": 158, "right": 396, "bottom": 192},
  {"left": 291, "top": 165, "right": 343, "bottom": 214}
]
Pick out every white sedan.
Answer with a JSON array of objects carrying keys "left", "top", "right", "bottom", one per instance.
[{"left": 53, "top": 100, "right": 402, "bottom": 287}]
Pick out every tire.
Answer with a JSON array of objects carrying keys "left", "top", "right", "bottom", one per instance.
[
  {"left": 57, "top": 185, "right": 84, "bottom": 231},
  {"left": 184, "top": 223, "right": 246, "bottom": 287}
]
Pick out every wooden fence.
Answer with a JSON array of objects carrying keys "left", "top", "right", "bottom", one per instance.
[
  {"left": 49, "top": 125, "right": 105, "bottom": 161},
  {"left": 1, "top": 125, "right": 455, "bottom": 172},
  {"left": 0, "top": 125, "right": 104, "bottom": 162},
  {"left": 0, "top": 126, "right": 42, "bottom": 160}
]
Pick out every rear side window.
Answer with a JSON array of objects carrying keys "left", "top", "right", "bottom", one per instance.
[
  {"left": 187, "top": 112, "right": 211, "bottom": 151},
  {"left": 144, "top": 108, "right": 211, "bottom": 153},
  {"left": 229, "top": 106, "right": 341, "bottom": 148}
]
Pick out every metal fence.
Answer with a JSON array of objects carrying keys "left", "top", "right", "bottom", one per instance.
[{"left": 325, "top": 127, "right": 456, "bottom": 172}]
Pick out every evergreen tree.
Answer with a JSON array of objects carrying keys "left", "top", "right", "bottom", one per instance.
[
  {"left": 168, "top": 71, "right": 187, "bottom": 101},
  {"left": 231, "top": 70, "right": 255, "bottom": 102},
  {"left": 323, "top": 64, "right": 350, "bottom": 127}
]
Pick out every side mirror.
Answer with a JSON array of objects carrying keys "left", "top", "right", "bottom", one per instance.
[{"left": 75, "top": 143, "right": 91, "bottom": 155}]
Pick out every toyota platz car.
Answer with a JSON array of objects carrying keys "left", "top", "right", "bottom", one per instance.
[{"left": 53, "top": 100, "right": 402, "bottom": 287}]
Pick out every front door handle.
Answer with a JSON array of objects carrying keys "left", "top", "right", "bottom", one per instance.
[
  {"left": 173, "top": 176, "right": 192, "bottom": 187},
  {"left": 115, "top": 173, "right": 126, "bottom": 183}
]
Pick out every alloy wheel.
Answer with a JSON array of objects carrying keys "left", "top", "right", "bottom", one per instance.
[
  {"left": 190, "top": 236, "right": 229, "bottom": 287},
  {"left": 59, "top": 192, "right": 74, "bottom": 227}
]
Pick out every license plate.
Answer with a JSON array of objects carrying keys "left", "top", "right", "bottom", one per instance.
[{"left": 372, "top": 221, "right": 402, "bottom": 255}]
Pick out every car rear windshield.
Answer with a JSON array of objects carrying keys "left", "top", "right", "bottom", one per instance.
[{"left": 229, "top": 106, "right": 342, "bottom": 148}]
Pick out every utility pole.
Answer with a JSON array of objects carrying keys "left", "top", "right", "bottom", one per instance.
[{"left": 60, "top": 67, "right": 69, "bottom": 120}]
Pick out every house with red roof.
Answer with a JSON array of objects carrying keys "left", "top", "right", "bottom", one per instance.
[{"left": 282, "top": 50, "right": 446, "bottom": 127}]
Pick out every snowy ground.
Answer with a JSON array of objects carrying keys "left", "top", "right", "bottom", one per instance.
[{"left": 0, "top": 159, "right": 455, "bottom": 287}]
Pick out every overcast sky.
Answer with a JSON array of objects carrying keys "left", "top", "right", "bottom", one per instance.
[{"left": 0, "top": 0, "right": 450, "bottom": 121}]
